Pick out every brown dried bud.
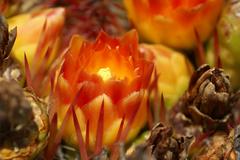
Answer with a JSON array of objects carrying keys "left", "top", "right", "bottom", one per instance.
[
  {"left": 0, "top": 15, "right": 20, "bottom": 81},
  {"left": 0, "top": 78, "right": 48, "bottom": 159},
  {"left": 0, "top": 15, "right": 16, "bottom": 65},
  {"left": 173, "top": 64, "right": 233, "bottom": 131},
  {"left": 147, "top": 123, "right": 193, "bottom": 160},
  {"left": 0, "top": 79, "right": 36, "bottom": 147}
]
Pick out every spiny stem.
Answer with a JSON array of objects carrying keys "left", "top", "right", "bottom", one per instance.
[
  {"left": 116, "top": 116, "right": 125, "bottom": 143},
  {"left": 213, "top": 29, "right": 222, "bottom": 68},
  {"left": 153, "top": 80, "right": 160, "bottom": 123},
  {"left": 24, "top": 53, "right": 33, "bottom": 89},
  {"left": 194, "top": 28, "right": 206, "bottom": 66},
  {"left": 85, "top": 119, "right": 90, "bottom": 150},
  {"left": 72, "top": 107, "right": 89, "bottom": 160},
  {"left": 147, "top": 97, "right": 153, "bottom": 129},
  {"left": 159, "top": 94, "right": 166, "bottom": 124}
]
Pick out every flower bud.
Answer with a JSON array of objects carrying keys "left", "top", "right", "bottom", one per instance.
[
  {"left": 140, "top": 44, "right": 193, "bottom": 107},
  {"left": 8, "top": 7, "right": 64, "bottom": 72}
]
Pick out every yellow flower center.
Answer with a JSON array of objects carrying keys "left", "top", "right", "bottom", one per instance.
[{"left": 97, "top": 67, "right": 112, "bottom": 81}]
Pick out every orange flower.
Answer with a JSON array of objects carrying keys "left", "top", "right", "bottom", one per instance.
[
  {"left": 8, "top": 7, "right": 65, "bottom": 96},
  {"left": 54, "top": 30, "right": 153, "bottom": 150},
  {"left": 124, "top": 0, "right": 224, "bottom": 49}
]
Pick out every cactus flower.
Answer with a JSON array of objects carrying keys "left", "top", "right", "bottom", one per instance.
[
  {"left": 140, "top": 44, "right": 193, "bottom": 107},
  {"left": 7, "top": 7, "right": 65, "bottom": 96},
  {"left": 53, "top": 30, "right": 153, "bottom": 150},
  {"left": 124, "top": 0, "right": 224, "bottom": 49}
]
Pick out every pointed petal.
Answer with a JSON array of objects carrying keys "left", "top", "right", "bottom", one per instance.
[
  {"left": 24, "top": 53, "right": 33, "bottom": 89},
  {"left": 72, "top": 107, "right": 89, "bottom": 160},
  {"left": 94, "top": 99, "right": 105, "bottom": 155}
]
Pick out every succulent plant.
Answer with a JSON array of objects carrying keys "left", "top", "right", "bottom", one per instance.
[{"left": 2, "top": 1, "right": 240, "bottom": 159}]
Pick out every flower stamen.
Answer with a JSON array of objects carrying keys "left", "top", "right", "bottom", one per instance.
[{"left": 97, "top": 67, "right": 112, "bottom": 81}]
